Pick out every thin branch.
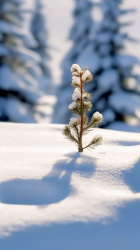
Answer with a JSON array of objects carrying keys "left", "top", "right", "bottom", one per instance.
[{"left": 83, "top": 136, "right": 103, "bottom": 150}]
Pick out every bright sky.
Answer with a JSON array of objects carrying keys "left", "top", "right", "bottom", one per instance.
[{"left": 47, "top": 0, "right": 140, "bottom": 84}]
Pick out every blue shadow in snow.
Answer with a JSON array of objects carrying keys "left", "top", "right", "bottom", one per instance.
[
  {"left": 0, "top": 200, "right": 140, "bottom": 250},
  {"left": 116, "top": 141, "right": 140, "bottom": 147},
  {"left": 1, "top": 156, "right": 140, "bottom": 250},
  {"left": 123, "top": 157, "right": 140, "bottom": 193},
  {"left": 0, "top": 153, "right": 96, "bottom": 205}
]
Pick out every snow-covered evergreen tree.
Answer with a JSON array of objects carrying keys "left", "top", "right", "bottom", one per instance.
[
  {"left": 53, "top": 0, "right": 94, "bottom": 124},
  {"left": 31, "top": 0, "right": 53, "bottom": 94},
  {"left": 78, "top": 0, "right": 140, "bottom": 128},
  {"left": 0, "top": 0, "right": 43, "bottom": 122}
]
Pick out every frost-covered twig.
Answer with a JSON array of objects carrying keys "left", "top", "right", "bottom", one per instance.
[{"left": 62, "top": 64, "right": 103, "bottom": 152}]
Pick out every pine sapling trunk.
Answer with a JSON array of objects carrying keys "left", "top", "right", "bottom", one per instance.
[{"left": 79, "top": 73, "right": 84, "bottom": 152}]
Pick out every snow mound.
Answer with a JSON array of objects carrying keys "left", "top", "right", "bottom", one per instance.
[{"left": 0, "top": 124, "right": 140, "bottom": 250}]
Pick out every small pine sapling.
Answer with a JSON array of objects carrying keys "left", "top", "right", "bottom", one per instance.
[{"left": 62, "top": 64, "right": 103, "bottom": 152}]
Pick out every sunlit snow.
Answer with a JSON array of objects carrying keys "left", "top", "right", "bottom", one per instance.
[{"left": 0, "top": 123, "right": 140, "bottom": 250}]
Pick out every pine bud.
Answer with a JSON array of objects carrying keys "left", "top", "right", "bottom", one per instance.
[
  {"left": 71, "top": 64, "right": 81, "bottom": 73},
  {"left": 72, "top": 76, "right": 80, "bottom": 86},
  {"left": 69, "top": 102, "right": 77, "bottom": 110},
  {"left": 93, "top": 112, "right": 103, "bottom": 122},
  {"left": 82, "top": 70, "right": 93, "bottom": 82},
  {"left": 69, "top": 118, "right": 77, "bottom": 126}
]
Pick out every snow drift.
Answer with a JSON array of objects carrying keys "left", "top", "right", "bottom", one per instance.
[{"left": 0, "top": 123, "right": 140, "bottom": 249}]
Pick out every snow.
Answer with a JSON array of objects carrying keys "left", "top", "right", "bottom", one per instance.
[
  {"left": 115, "top": 54, "right": 140, "bottom": 69},
  {"left": 102, "top": 109, "right": 116, "bottom": 125},
  {"left": 98, "top": 44, "right": 111, "bottom": 56},
  {"left": 96, "top": 31, "right": 112, "bottom": 43},
  {"left": 113, "top": 34, "right": 124, "bottom": 46},
  {"left": 109, "top": 91, "right": 140, "bottom": 118},
  {"left": 93, "top": 111, "right": 103, "bottom": 120},
  {"left": 77, "top": 45, "right": 101, "bottom": 73},
  {"left": 98, "top": 69, "right": 119, "bottom": 90},
  {"left": 34, "top": 95, "right": 57, "bottom": 124},
  {"left": 83, "top": 101, "right": 91, "bottom": 108},
  {"left": 0, "top": 44, "right": 8, "bottom": 56},
  {"left": 69, "top": 117, "right": 77, "bottom": 125},
  {"left": 72, "top": 88, "right": 81, "bottom": 101},
  {"left": 72, "top": 88, "right": 87, "bottom": 102},
  {"left": 72, "top": 76, "right": 80, "bottom": 85},
  {"left": 31, "top": 0, "right": 52, "bottom": 93},
  {"left": 52, "top": 0, "right": 140, "bottom": 128},
  {"left": 69, "top": 102, "right": 77, "bottom": 110},
  {"left": 0, "top": 0, "right": 48, "bottom": 122},
  {"left": 71, "top": 64, "right": 81, "bottom": 73},
  {"left": 82, "top": 69, "right": 91, "bottom": 81},
  {"left": 0, "top": 123, "right": 140, "bottom": 249},
  {"left": 42, "top": 0, "right": 140, "bottom": 84},
  {"left": 10, "top": 47, "right": 41, "bottom": 63},
  {"left": 101, "top": 56, "right": 113, "bottom": 69},
  {"left": 108, "top": 121, "right": 140, "bottom": 133}
]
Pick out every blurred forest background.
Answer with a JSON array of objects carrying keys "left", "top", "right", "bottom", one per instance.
[{"left": 0, "top": 0, "right": 140, "bottom": 132}]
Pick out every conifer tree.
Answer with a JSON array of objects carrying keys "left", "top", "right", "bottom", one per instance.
[
  {"left": 0, "top": 0, "right": 43, "bottom": 122},
  {"left": 78, "top": 0, "right": 140, "bottom": 128},
  {"left": 31, "top": 0, "right": 53, "bottom": 94},
  {"left": 53, "top": 0, "right": 94, "bottom": 124},
  {"left": 62, "top": 64, "right": 103, "bottom": 152}
]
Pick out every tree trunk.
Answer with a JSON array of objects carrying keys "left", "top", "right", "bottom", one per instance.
[{"left": 78, "top": 73, "right": 84, "bottom": 152}]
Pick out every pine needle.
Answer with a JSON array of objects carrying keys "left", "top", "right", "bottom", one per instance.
[
  {"left": 83, "top": 135, "right": 103, "bottom": 150},
  {"left": 62, "top": 125, "right": 78, "bottom": 144},
  {"left": 84, "top": 116, "right": 102, "bottom": 131},
  {"left": 70, "top": 123, "right": 79, "bottom": 141}
]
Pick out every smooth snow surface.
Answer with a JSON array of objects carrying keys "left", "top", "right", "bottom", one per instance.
[{"left": 0, "top": 123, "right": 140, "bottom": 249}]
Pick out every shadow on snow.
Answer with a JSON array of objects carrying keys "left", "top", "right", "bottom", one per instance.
[{"left": 0, "top": 153, "right": 96, "bottom": 205}]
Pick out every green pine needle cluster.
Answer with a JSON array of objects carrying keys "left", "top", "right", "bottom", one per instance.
[{"left": 62, "top": 125, "right": 78, "bottom": 144}]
